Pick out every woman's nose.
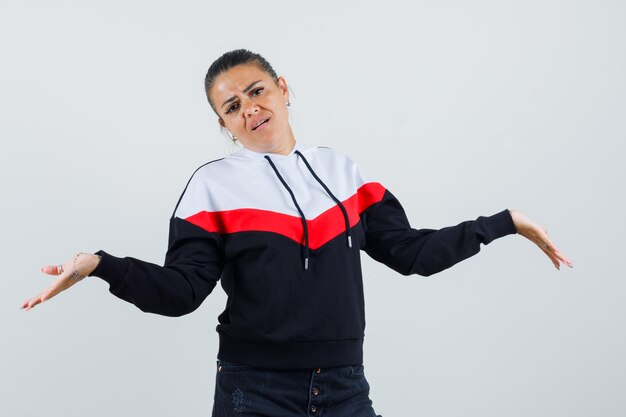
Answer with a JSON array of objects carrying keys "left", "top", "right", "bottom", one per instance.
[{"left": 243, "top": 98, "right": 259, "bottom": 117}]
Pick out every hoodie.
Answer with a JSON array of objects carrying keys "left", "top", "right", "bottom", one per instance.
[{"left": 89, "top": 140, "right": 517, "bottom": 369}]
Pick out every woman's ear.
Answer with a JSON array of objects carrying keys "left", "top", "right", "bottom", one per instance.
[{"left": 277, "top": 76, "right": 289, "bottom": 101}]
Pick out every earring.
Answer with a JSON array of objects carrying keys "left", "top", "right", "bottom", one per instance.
[
  {"left": 228, "top": 131, "right": 237, "bottom": 142},
  {"left": 286, "top": 101, "right": 291, "bottom": 107}
]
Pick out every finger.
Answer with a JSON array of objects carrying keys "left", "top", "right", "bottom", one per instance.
[
  {"left": 22, "top": 295, "right": 44, "bottom": 311},
  {"left": 41, "top": 265, "right": 64, "bottom": 275},
  {"left": 547, "top": 248, "right": 574, "bottom": 270},
  {"left": 23, "top": 287, "right": 60, "bottom": 310},
  {"left": 544, "top": 241, "right": 574, "bottom": 268},
  {"left": 21, "top": 303, "right": 35, "bottom": 311},
  {"left": 22, "top": 293, "right": 39, "bottom": 308},
  {"left": 549, "top": 245, "right": 572, "bottom": 265},
  {"left": 549, "top": 252, "right": 561, "bottom": 270},
  {"left": 555, "top": 252, "right": 574, "bottom": 268},
  {"left": 537, "top": 241, "right": 559, "bottom": 269},
  {"left": 543, "top": 248, "right": 560, "bottom": 269},
  {"left": 545, "top": 245, "right": 560, "bottom": 269},
  {"left": 21, "top": 295, "right": 40, "bottom": 308}
]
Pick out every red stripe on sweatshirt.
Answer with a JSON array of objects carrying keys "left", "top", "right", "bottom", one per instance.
[{"left": 184, "top": 182, "right": 386, "bottom": 250}]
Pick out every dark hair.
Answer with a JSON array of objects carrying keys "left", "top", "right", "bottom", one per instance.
[{"left": 204, "top": 49, "right": 279, "bottom": 116}]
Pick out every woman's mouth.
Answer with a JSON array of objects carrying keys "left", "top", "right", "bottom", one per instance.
[{"left": 252, "top": 118, "right": 270, "bottom": 131}]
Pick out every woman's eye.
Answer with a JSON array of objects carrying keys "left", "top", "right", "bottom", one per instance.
[
  {"left": 226, "top": 103, "right": 239, "bottom": 114},
  {"left": 252, "top": 87, "right": 263, "bottom": 96}
]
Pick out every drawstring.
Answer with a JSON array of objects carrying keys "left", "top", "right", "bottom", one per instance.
[
  {"left": 264, "top": 151, "right": 354, "bottom": 271},
  {"left": 294, "top": 150, "right": 352, "bottom": 249},
  {"left": 264, "top": 155, "right": 310, "bottom": 270}
]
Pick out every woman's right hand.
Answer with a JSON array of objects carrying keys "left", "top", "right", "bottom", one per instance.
[
  {"left": 508, "top": 210, "right": 573, "bottom": 270},
  {"left": 21, "top": 252, "right": 101, "bottom": 311}
]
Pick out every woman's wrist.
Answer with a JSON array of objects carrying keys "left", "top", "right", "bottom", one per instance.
[{"left": 77, "top": 253, "right": 102, "bottom": 278}]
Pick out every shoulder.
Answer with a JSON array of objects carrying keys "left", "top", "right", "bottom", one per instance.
[
  {"left": 170, "top": 157, "right": 225, "bottom": 219},
  {"left": 181, "top": 157, "right": 229, "bottom": 191}
]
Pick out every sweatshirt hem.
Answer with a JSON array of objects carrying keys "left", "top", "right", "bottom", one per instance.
[{"left": 217, "top": 332, "right": 364, "bottom": 370}]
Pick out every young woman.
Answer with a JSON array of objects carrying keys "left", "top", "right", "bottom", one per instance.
[{"left": 22, "top": 49, "right": 573, "bottom": 417}]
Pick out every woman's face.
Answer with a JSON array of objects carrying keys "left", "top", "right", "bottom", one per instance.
[{"left": 209, "top": 63, "right": 294, "bottom": 154}]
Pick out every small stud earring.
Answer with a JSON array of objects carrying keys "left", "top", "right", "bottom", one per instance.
[{"left": 286, "top": 101, "right": 291, "bottom": 107}]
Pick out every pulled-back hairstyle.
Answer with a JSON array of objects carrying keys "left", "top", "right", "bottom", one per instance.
[{"left": 204, "top": 49, "right": 279, "bottom": 115}]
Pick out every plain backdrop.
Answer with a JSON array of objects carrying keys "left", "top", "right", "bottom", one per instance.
[{"left": 2, "top": 1, "right": 624, "bottom": 416}]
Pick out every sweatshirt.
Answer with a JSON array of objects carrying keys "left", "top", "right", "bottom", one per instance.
[{"left": 89, "top": 140, "right": 517, "bottom": 369}]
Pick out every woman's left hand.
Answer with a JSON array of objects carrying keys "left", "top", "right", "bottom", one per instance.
[{"left": 509, "top": 209, "right": 573, "bottom": 270}]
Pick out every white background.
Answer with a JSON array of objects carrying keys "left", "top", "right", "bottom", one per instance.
[{"left": 2, "top": 1, "right": 624, "bottom": 416}]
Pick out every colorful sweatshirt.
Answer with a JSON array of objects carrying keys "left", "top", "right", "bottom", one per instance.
[{"left": 89, "top": 140, "right": 517, "bottom": 369}]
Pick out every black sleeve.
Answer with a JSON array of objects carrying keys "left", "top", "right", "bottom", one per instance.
[
  {"left": 360, "top": 188, "right": 517, "bottom": 277},
  {"left": 88, "top": 216, "right": 224, "bottom": 317}
]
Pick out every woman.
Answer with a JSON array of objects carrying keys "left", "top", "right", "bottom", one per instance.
[{"left": 22, "top": 49, "right": 573, "bottom": 417}]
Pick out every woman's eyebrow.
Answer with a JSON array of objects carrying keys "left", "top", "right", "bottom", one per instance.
[{"left": 221, "top": 80, "right": 262, "bottom": 109}]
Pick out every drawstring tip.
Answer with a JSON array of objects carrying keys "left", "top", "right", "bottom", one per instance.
[
  {"left": 304, "top": 258, "right": 309, "bottom": 270},
  {"left": 347, "top": 235, "right": 352, "bottom": 248}
]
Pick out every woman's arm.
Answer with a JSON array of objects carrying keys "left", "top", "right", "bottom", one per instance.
[
  {"left": 361, "top": 189, "right": 572, "bottom": 276},
  {"left": 21, "top": 216, "right": 225, "bottom": 316}
]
